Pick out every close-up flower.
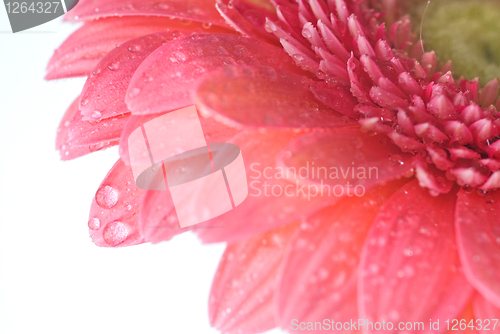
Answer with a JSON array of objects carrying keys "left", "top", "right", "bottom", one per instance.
[{"left": 46, "top": 0, "right": 500, "bottom": 332}]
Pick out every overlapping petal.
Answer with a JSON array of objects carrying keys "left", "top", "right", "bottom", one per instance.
[
  {"left": 46, "top": 16, "right": 205, "bottom": 79},
  {"left": 125, "top": 34, "right": 306, "bottom": 115},
  {"left": 56, "top": 97, "right": 118, "bottom": 160},
  {"left": 66, "top": 0, "right": 228, "bottom": 27},
  {"left": 195, "top": 129, "right": 334, "bottom": 244},
  {"left": 277, "top": 127, "right": 415, "bottom": 190},
  {"left": 456, "top": 189, "right": 500, "bottom": 308},
  {"left": 79, "top": 32, "right": 179, "bottom": 121},
  {"left": 359, "top": 180, "right": 472, "bottom": 333},
  {"left": 195, "top": 65, "right": 356, "bottom": 129},
  {"left": 88, "top": 159, "right": 145, "bottom": 247},
  {"left": 277, "top": 180, "right": 407, "bottom": 332},
  {"left": 209, "top": 224, "right": 297, "bottom": 334},
  {"left": 473, "top": 294, "right": 500, "bottom": 333}
]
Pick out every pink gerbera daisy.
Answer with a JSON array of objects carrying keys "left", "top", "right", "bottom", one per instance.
[{"left": 50, "top": 0, "right": 500, "bottom": 332}]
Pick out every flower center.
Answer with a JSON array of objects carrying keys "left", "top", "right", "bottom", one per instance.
[{"left": 419, "top": 0, "right": 500, "bottom": 84}]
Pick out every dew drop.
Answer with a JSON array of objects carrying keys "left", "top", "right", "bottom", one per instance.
[
  {"left": 293, "top": 54, "right": 304, "bottom": 62},
  {"left": 128, "top": 87, "right": 141, "bottom": 98},
  {"left": 107, "top": 62, "right": 120, "bottom": 71},
  {"left": 154, "top": 3, "right": 169, "bottom": 10},
  {"left": 202, "top": 22, "right": 212, "bottom": 29},
  {"left": 316, "top": 70, "right": 326, "bottom": 79},
  {"left": 217, "top": 46, "right": 229, "bottom": 55},
  {"left": 88, "top": 218, "right": 101, "bottom": 230},
  {"left": 103, "top": 221, "right": 128, "bottom": 246},
  {"left": 173, "top": 51, "right": 187, "bottom": 62},
  {"left": 233, "top": 45, "right": 250, "bottom": 57},
  {"left": 265, "top": 20, "right": 277, "bottom": 33},
  {"left": 91, "top": 110, "right": 102, "bottom": 119},
  {"left": 95, "top": 185, "right": 119, "bottom": 209},
  {"left": 403, "top": 247, "right": 414, "bottom": 257},
  {"left": 81, "top": 98, "right": 89, "bottom": 106},
  {"left": 128, "top": 45, "right": 142, "bottom": 52}
]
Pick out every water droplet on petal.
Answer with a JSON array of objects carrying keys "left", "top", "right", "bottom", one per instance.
[
  {"left": 95, "top": 185, "right": 119, "bottom": 209},
  {"left": 129, "top": 87, "right": 141, "bottom": 98},
  {"left": 265, "top": 20, "right": 277, "bottom": 33},
  {"left": 88, "top": 218, "right": 101, "bottom": 230},
  {"left": 154, "top": 3, "right": 169, "bottom": 10},
  {"left": 293, "top": 54, "right": 304, "bottom": 62},
  {"left": 107, "top": 62, "right": 120, "bottom": 71},
  {"left": 217, "top": 46, "right": 229, "bottom": 55},
  {"left": 128, "top": 45, "right": 142, "bottom": 52},
  {"left": 91, "top": 110, "right": 102, "bottom": 119},
  {"left": 103, "top": 221, "right": 128, "bottom": 246},
  {"left": 202, "top": 22, "right": 212, "bottom": 29}
]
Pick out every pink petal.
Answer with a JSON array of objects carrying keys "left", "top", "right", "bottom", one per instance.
[
  {"left": 470, "top": 119, "right": 500, "bottom": 146},
  {"left": 455, "top": 189, "right": 500, "bottom": 308},
  {"left": 195, "top": 65, "right": 354, "bottom": 128},
  {"left": 56, "top": 97, "right": 118, "bottom": 160},
  {"left": 360, "top": 180, "right": 473, "bottom": 333},
  {"left": 310, "top": 81, "right": 358, "bottom": 119},
  {"left": 79, "top": 32, "right": 177, "bottom": 121},
  {"left": 347, "top": 55, "right": 375, "bottom": 105},
  {"left": 88, "top": 159, "right": 145, "bottom": 247},
  {"left": 448, "top": 147, "right": 481, "bottom": 161},
  {"left": 480, "top": 159, "right": 500, "bottom": 171},
  {"left": 56, "top": 96, "right": 80, "bottom": 152},
  {"left": 414, "top": 122, "right": 449, "bottom": 144},
  {"left": 370, "top": 85, "right": 410, "bottom": 109},
  {"left": 67, "top": 110, "right": 129, "bottom": 146},
  {"left": 387, "top": 131, "right": 426, "bottom": 152},
  {"left": 480, "top": 78, "right": 499, "bottom": 108},
  {"left": 139, "top": 189, "right": 186, "bottom": 244},
  {"left": 126, "top": 34, "right": 303, "bottom": 115},
  {"left": 47, "top": 17, "right": 222, "bottom": 80},
  {"left": 195, "top": 129, "right": 333, "bottom": 244},
  {"left": 215, "top": 0, "right": 278, "bottom": 44},
  {"left": 209, "top": 224, "right": 297, "bottom": 334},
  {"left": 119, "top": 112, "right": 239, "bottom": 165},
  {"left": 450, "top": 168, "right": 488, "bottom": 188},
  {"left": 66, "top": 0, "right": 228, "bottom": 27},
  {"left": 480, "top": 171, "right": 500, "bottom": 191},
  {"left": 279, "top": 37, "right": 320, "bottom": 74},
  {"left": 473, "top": 294, "right": 500, "bottom": 333},
  {"left": 414, "top": 157, "right": 454, "bottom": 194},
  {"left": 276, "top": 127, "right": 415, "bottom": 190},
  {"left": 277, "top": 180, "right": 408, "bottom": 330},
  {"left": 427, "top": 147, "right": 454, "bottom": 171},
  {"left": 442, "top": 121, "right": 474, "bottom": 145},
  {"left": 461, "top": 104, "right": 485, "bottom": 126}
]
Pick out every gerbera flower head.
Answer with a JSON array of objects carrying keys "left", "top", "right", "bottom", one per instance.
[{"left": 49, "top": 0, "right": 500, "bottom": 332}]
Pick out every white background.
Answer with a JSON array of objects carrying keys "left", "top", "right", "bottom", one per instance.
[{"left": 0, "top": 6, "right": 284, "bottom": 334}]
